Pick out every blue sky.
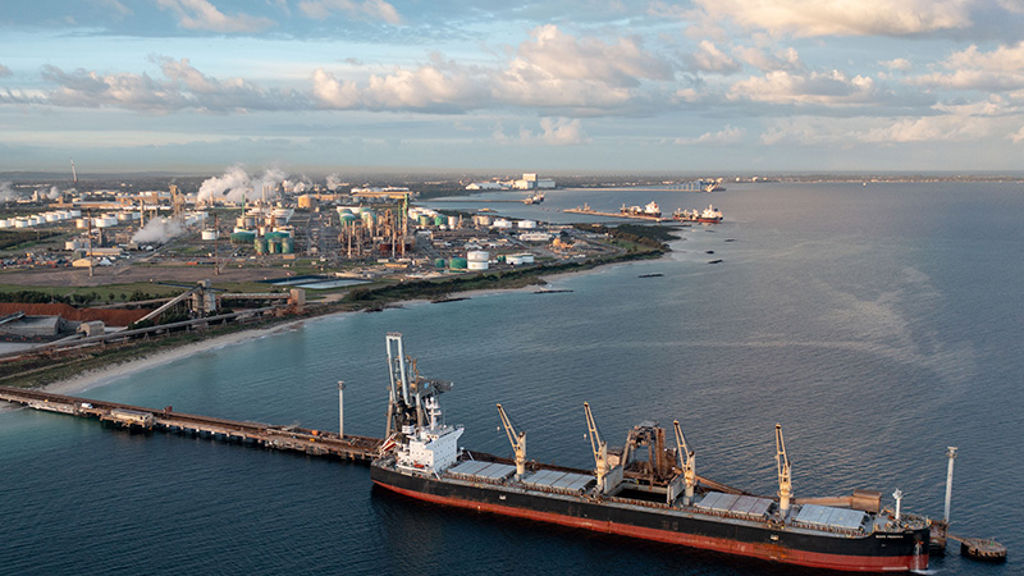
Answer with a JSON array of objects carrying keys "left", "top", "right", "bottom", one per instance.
[{"left": 2, "top": 0, "right": 1024, "bottom": 174}]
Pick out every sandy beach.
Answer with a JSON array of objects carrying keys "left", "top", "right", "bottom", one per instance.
[
  {"left": 6, "top": 263, "right": 615, "bottom": 406},
  {"left": 38, "top": 316, "right": 314, "bottom": 398}
]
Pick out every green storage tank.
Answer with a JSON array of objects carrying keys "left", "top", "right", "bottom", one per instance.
[
  {"left": 282, "top": 237, "right": 294, "bottom": 254},
  {"left": 254, "top": 236, "right": 268, "bottom": 254},
  {"left": 450, "top": 257, "right": 468, "bottom": 269},
  {"left": 434, "top": 215, "right": 445, "bottom": 227},
  {"left": 418, "top": 215, "right": 430, "bottom": 227},
  {"left": 340, "top": 213, "right": 358, "bottom": 224},
  {"left": 230, "top": 231, "right": 256, "bottom": 244},
  {"left": 434, "top": 258, "right": 445, "bottom": 268},
  {"left": 268, "top": 238, "right": 281, "bottom": 254}
]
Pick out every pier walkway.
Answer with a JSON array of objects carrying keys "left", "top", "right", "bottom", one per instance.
[{"left": 0, "top": 386, "right": 382, "bottom": 462}]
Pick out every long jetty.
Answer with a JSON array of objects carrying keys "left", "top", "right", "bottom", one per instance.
[{"left": 0, "top": 386, "right": 382, "bottom": 462}]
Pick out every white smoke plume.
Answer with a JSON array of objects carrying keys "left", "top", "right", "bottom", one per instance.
[
  {"left": 196, "top": 165, "right": 290, "bottom": 206},
  {"left": 282, "top": 178, "right": 310, "bottom": 194},
  {"left": 197, "top": 165, "right": 252, "bottom": 205},
  {"left": 0, "top": 181, "right": 16, "bottom": 201},
  {"left": 325, "top": 173, "right": 346, "bottom": 191},
  {"left": 47, "top": 186, "right": 62, "bottom": 199},
  {"left": 132, "top": 217, "right": 185, "bottom": 244},
  {"left": 257, "top": 167, "right": 286, "bottom": 200}
]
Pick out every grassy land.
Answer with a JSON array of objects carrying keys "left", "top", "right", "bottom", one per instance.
[{"left": 0, "top": 280, "right": 289, "bottom": 306}]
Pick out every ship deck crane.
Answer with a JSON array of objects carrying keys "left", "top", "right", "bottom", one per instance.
[
  {"left": 384, "top": 332, "right": 451, "bottom": 439},
  {"left": 673, "top": 419, "right": 697, "bottom": 505},
  {"left": 775, "top": 423, "right": 792, "bottom": 516},
  {"left": 496, "top": 403, "right": 526, "bottom": 480},
  {"left": 583, "top": 402, "right": 610, "bottom": 493}
]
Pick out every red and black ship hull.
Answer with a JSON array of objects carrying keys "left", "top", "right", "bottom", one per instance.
[{"left": 371, "top": 464, "right": 929, "bottom": 573}]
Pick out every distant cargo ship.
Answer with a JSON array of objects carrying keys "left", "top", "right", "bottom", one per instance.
[
  {"left": 523, "top": 192, "right": 545, "bottom": 205},
  {"left": 620, "top": 201, "right": 662, "bottom": 217},
  {"left": 371, "top": 334, "right": 931, "bottom": 573},
  {"left": 674, "top": 204, "right": 723, "bottom": 224}
]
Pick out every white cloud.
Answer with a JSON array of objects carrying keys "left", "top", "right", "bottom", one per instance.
[
  {"left": 98, "top": 0, "right": 132, "bottom": 17},
  {"left": 312, "top": 25, "right": 671, "bottom": 112},
  {"left": 156, "top": 0, "right": 274, "bottom": 33},
  {"left": 493, "top": 117, "right": 589, "bottom": 145},
  {"left": 492, "top": 118, "right": 587, "bottom": 145},
  {"left": 760, "top": 113, "right": 1006, "bottom": 146},
  {"left": 538, "top": 117, "right": 586, "bottom": 145},
  {"left": 675, "top": 125, "right": 745, "bottom": 145},
  {"left": 1012, "top": 125, "right": 1024, "bottom": 143},
  {"left": 879, "top": 58, "right": 912, "bottom": 71},
  {"left": 690, "top": 40, "right": 740, "bottom": 73},
  {"left": 932, "top": 95, "right": 1018, "bottom": 117},
  {"left": 510, "top": 25, "right": 672, "bottom": 86},
  {"left": 298, "top": 0, "right": 401, "bottom": 24},
  {"left": 860, "top": 115, "right": 993, "bottom": 143},
  {"left": 37, "top": 59, "right": 306, "bottom": 112},
  {"left": 910, "top": 41, "right": 1024, "bottom": 91},
  {"left": 732, "top": 44, "right": 802, "bottom": 72},
  {"left": 729, "top": 69, "right": 879, "bottom": 105},
  {"left": 313, "top": 58, "right": 487, "bottom": 111},
  {"left": 493, "top": 25, "right": 671, "bottom": 109},
  {"left": 312, "top": 68, "right": 361, "bottom": 108},
  {"left": 694, "top": 0, "right": 972, "bottom": 37}
]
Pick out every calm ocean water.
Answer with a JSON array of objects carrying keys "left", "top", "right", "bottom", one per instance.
[{"left": 1, "top": 182, "right": 1020, "bottom": 575}]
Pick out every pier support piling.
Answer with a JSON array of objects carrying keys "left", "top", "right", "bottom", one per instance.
[{"left": 338, "top": 380, "right": 345, "bottom": 438}]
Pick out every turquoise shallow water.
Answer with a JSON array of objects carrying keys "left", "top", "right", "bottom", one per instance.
[{"left": 1, "top": 182, "right": 1021, "bottom": 575}]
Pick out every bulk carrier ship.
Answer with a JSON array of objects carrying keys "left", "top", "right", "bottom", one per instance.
[{"left": 371, "top": 334, "right": 930, "bottom": 572}]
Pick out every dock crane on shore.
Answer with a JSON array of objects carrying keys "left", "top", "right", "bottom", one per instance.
[
  {"left": 775, "top": 424, "right": 793, "bottom": 516},
  {"left": 673, "top": 419, "right": 697, "bottom": 505},
  {"left": 584, "top": 402, "right": 612, "bottom": 493},
  {"left": 496, "top": 403, "right": 526, "bottom": 480}
]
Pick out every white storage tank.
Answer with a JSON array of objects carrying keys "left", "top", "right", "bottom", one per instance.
[
  {"left": 69, "top": 209, "right": 82, "bottom": 218},
  {"left": 44, "top": 212, "right": 61, "bottom": 223},
  {"left": 94, "top": 216, "right": 117, "bottom": 228},
  {"left": 517, "top": 219, "right": 537, "bottom": 229},
  {"left": 76, "top": 218, "right": 89, "bottom": 229},
  {"left": 15, "top": 218, "right": 30, "bottom": 228},
  {"left": 506, "top": 253, "right": 535, "bottom": 265},
  {"left": 491, "top": 218, "right": 513, "bottom": 229},
  {"left": 467, "top": 250, "right": 489, "bottom": 271},
  {"left": 201, "top": 229, "right": 219, "bottom": 241}
]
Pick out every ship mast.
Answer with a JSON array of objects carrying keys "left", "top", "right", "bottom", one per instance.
[
  {"left": 673, "top": 419, "right": 696, "bottom": 505},
  {"left": 497, "top": 403, "right": 526, "bottom": 480},
  {"left": 775, "top": 424, "right": 792, "bottom": 516},
  {"left": 584, "top": 402, "right": 610, "bottom": 493}
]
